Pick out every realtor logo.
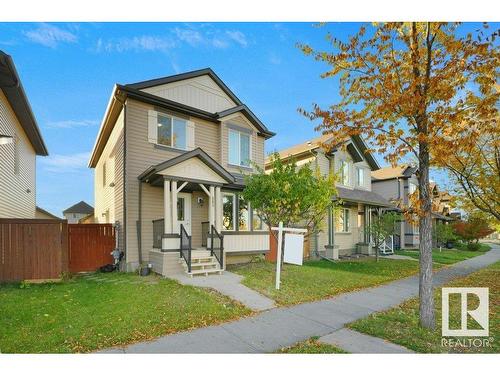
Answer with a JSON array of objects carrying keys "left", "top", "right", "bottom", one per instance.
[{"left": 442, "top": 287, "right": 489, "bottom": 337}]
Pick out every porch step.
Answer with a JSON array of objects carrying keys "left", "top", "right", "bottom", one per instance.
[
  {"left": 182, "top": 261, "right": 219, "bottom": 270},
  {"left": 188, "top": 268, "right": 223, "bottom": 276}
]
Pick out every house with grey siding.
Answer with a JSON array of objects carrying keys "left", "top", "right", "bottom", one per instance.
[
  {"left": 371, "top": 166, "right": 455, "bottom": 249},
  {"left": 88, "top": 68, "right": 274, "bottom": 276},
  {"left": 0, "top": 51, "right": 48, "bottom": 219},
  {"left": 371, "top": 164, "right": 421, "bottom": 249},
  {"left": 266, "top": 134, "right": 392, "bottom": 258}
]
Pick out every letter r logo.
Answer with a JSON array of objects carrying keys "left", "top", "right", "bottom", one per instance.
[{"left": 442, "top": 287, "right": 489, "bottom": 337}]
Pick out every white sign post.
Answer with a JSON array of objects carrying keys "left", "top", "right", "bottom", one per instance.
[{"left": 271, "top": 221, "right": 307, "bottom": 290}]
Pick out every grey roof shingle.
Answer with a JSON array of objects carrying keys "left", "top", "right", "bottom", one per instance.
[
  {"left": 336, "top": 187, "right": 392, "bottom": 207},
  {"left": 63, "top": 201, "right": 94, "bottom": 215}
]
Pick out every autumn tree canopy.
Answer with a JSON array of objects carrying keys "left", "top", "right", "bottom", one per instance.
[{"left": 299, "top": 22, "right": 498, "bottom": 329}]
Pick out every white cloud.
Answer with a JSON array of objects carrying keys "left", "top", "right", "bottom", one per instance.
[
  {"left": 40, "top": 152, "right": 90, "bottom": 173},
  {"left": 225, "top": 30, "right": 248, "bottom": 47},
  {"left": 95, "top": 35, "right": 175, "bottom": 53},
  {"left": 95, "top": 26, "right": 249, "bottom": 54},
  {"left": 24, "top": 23, "right": 77, "bottom": 48},
  {"left": 173, "top": 28, "right": 204, "bottom": 46},
  {"left": 46, "top": 119, "right": 99, "bottom": 129}
]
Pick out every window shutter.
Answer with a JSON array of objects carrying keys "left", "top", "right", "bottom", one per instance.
[
  {"left": 186, "top": 120, "right": 195, "bottom": 150},
  {"left": 147, "top": 110, "right": 158, "bottom": 144}
]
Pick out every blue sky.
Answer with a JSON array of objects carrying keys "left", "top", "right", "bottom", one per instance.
[{"left": 0, "top": 22, "right": 490, "bottom": 216}]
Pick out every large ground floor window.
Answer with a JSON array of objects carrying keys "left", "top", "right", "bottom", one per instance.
[{"left": 222, "top": 191, "right": 265, "bottom": 232}]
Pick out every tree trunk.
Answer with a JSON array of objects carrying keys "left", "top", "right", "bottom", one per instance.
[{"left": 418, "top": 148, "right": 435, "bottom": 329}]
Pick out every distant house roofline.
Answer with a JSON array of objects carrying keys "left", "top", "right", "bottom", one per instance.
[{"left": 63, "top": 201, "right": 94, "bottom": 215}]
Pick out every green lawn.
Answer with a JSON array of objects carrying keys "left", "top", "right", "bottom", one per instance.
[
  {"left": 230, "top": 258, "right": 425, "bottom": 306},
  {"left": 396, "top": 245, "right": 490, "bottom": 265},
  {"left": 0, "top": 272, "right": 250, "bottom": 353},
  {"left": 349, "top": 261, "right": 499, "bottom": 353},
  {"left": 278, "top": 337, "right": 347, "bottom": 353}
]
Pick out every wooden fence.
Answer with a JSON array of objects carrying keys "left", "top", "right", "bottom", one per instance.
[
  {"left": 0, "top": 219, "right": 68, "bottom": 282},
  {"left": 0, "top": 220, "right": 116, "bottom": 282},
  {"left": 68, "top": 224, "right": 115, "bottom": 273}
]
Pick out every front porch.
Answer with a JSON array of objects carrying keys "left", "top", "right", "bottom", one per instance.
[{"left": 139, "top": 148, "right": 269, "bottom": 277}]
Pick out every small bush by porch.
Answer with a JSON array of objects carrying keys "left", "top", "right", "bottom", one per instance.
[
  {"left": 229, "top": 258, "right": 427, "bottom": 306},
  {"left": 0, "top": 272, "right": 251, "bottom": 353}
]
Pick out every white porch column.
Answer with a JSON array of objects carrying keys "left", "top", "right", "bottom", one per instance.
[
  {"left": 171, "top": 180, "right": 178, "bottom": 234},
  {"left": 215, "top": 186, "right": 222, "bottom": 232},
  {"left": 209, "top": 185, "right": 215, "bottom": 230},
  {"left": 163, "top": 179, "right": 171, "bottom": 234}
]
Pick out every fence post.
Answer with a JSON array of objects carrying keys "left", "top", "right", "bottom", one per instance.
[{"left": 275, "top": 221, "right": 283, "bottom": 290}]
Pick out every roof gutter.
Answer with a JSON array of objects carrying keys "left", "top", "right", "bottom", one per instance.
[{"left": 0, "top": 51, "right": 48, "bottom": 156}]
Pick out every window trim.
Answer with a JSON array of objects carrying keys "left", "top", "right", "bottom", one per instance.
[
  {"left": 222, "top": 192, "right": 236, "bottom": 231},
  {"left": 335, "top": 208, "right": 351, "bottom": 233},
  {"left": 356, "top": 166, "right": 366, "bottom": 188},
  {"left": 228, "top": 128, "right": 252, "bottom": 168},
  {"left": 157, "top": 113, "right": 188, "bottom": 151},
  {"left": 339, "top": 160, "right": 351, "bottom": 186}
]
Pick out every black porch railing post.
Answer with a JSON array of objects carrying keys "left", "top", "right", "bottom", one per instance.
[{"left": 210, "top": 225, "right": 224, "bottom": 270}]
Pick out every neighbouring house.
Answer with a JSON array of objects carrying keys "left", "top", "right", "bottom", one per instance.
[
  {"left": 371, "top": 164, "right": 419, "bottom": 249},
  {"left": 371, "top": 165, "right": 453, "bottom": 249},
  {"left": 35, "top": 206, "right": 60, "bottom": 220},
  {"left": 0, "top": 51, "right": 48, "bottom": 218},
  {"left": 63, "top": 201, "right": 94, "bottom": 224},
  {"left": 88, "top": 68, "right": 275, "bottom": 275},
  {"left": 266, "top": 134, "right": 392, "bottom": 259}
]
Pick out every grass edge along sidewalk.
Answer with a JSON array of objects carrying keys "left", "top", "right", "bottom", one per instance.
[
  {"left": 348, "top": 260, "right": 499, "bottom": 353},
  {"left": 230, "top": 258, "right": 433, "bottom": 306}
]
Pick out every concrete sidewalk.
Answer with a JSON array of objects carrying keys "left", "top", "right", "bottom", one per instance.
[
  {"left": 101, "top": 245, "right": 499, "bottom": 353},
  {"left": 169, "top": 271, "right": 276, "bottom": 311},
  {"left": 318, "top": 328, "right": 414, "bottom": 353}
]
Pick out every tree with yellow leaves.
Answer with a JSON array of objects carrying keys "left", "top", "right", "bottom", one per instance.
[{"left": 299, "top": 22, "right": 499, "bottom": 329}]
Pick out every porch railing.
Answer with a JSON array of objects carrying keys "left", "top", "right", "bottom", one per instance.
[
  {"left": 152, "top": 219, "right": 164, "bottom": 249},
  {"left": 180, "top": 224, "right": 192, "bottom": 273},
  {"left": 210, "top": 225, "right": 224, "bottom": 269},
  {"left": 201, "top": 221, "right": 209, "bottom": 247}
]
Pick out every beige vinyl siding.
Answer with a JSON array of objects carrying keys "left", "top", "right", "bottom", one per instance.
[
  {"left": 141, "top": 75, "right": 236, "bottom": 113},
  {"left": 93, "top": 107, "right": 124, "bottom": 251},
  {"left": 193, "top": 118, "right": 221, "bottom": 163},
  {"left": 334, "top": 205, "right": 360, "bottom": 256},
  {"left": 125, "top": 99, "right": 228, "bottom": 266},
  {"left": 0, "top": 90, "right": 36, "bottom": 218}
]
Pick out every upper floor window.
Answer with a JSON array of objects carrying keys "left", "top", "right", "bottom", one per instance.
[
  {"left": 340, "top": 160, "right": 350, "bottom": 185},
  {"left": 158, "top": 114, "right": 187, "bottom": 150},
  {"left": 356, "top": 167, "right": 366, "bottom": 187},
  {"left": 228, "top": 129, "right": 250, "bottom": 167}
]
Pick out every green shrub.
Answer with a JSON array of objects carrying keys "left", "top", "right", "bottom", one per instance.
[{"left": 467, "top": 242, "right": 481, "bottom": 251}]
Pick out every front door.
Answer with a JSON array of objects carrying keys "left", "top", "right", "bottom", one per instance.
[{"left": 177, "top": 193, "right": 192, "bottom": 235}]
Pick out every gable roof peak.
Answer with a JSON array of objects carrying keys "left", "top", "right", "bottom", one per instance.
[{"left": 125, "top": 67, "right": 243, "bottom": 106}]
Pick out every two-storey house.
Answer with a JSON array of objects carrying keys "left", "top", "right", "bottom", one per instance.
[
  {"left": 89, "top": 69, "right": 274, "bottom": 275},
  {"left": 266, "top": 134, "right": 392, "bottom": 258},
  {"left": 371, "top": 164, "right": 421, "bottom": 249},
  {"left": 0, "top": 51, "right": 48, "bottom": 218},
  {"left": 371, "top": 166, "right": 454, "bottom": 249}
]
